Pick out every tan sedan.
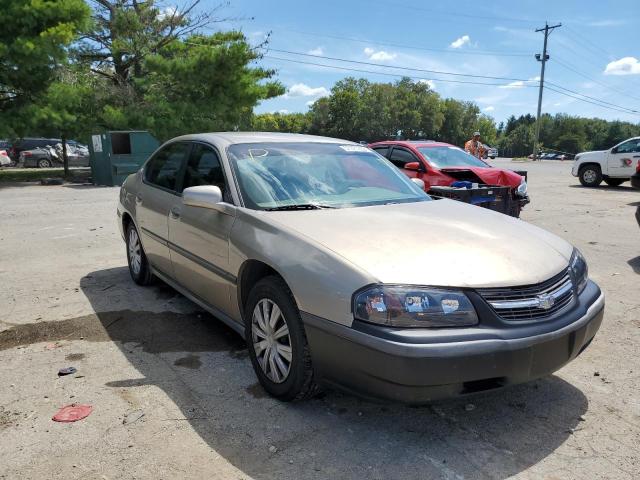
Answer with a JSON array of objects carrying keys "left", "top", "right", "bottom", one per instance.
[{"left": 117, "top": 132, "right": 604, "bottom": 403}]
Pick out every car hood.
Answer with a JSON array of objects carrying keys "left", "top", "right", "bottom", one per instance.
[
  {"left": 439, "top": 167, "right": 524, "bottom": 188},
  {"left": 577, "top": 150, "right": 606, "bottom": 158},
  {"left": 266, "top": 200, "right": 573, "bottom": 288}
]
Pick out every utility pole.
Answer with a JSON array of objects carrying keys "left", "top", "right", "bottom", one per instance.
[{"left": 533, "top": 22, "right": 561, "bottom": 159}]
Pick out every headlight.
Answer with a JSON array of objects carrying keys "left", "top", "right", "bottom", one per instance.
[
  {"left": 570, "top": 249, "right": 588, "bottom": 294},
  {"left": 516, "top": 179, "right": 528, "bottom": 197},
  {"left": 574, "top": 154, "right": 581, "bottom": 161},
  {"left": 353, "top": 285, "right": 478, "bottom": 328}
]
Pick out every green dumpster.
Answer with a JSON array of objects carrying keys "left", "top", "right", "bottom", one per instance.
[{"left": 89, "top": 131, "right": 160, "bottom": 186}]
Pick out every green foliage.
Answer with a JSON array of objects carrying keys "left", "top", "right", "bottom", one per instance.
[
  {"left": 0, "top": 0, "right": 90, "bottom": 113},
  {"left": 496, "top": 113, "right": 640, "bottom": 156}
]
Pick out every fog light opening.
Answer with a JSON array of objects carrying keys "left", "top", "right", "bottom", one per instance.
[{"left": 462, "top": 377, "right": 506, "bottom": 394}]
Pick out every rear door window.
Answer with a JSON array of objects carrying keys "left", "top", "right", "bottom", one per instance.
[
  {"left": 372, "top": 146, "right": 389, "bottom": 158},
  {"left": 144, "top": 142, "right": 191, "bottom": 192}
]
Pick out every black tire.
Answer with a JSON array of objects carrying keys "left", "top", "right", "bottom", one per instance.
[
  {"left": 578, "top": 164, "right": 602, "bottom": 187},
  {"left": 604, "top": 178, "right": 625, "bottom": 187},
  {"left": 37, "top": 158, "right": 52, "bottom": 168},
  {"left": 125, "top": 223, "right": 153, "bottom": 286},
  {"left": 245, "top": 276, "right": 319, "bottom": 401}
]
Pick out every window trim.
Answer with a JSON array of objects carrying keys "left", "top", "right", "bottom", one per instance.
[{"left": 142, "top": 141, "right": 193, "bottom": 196}]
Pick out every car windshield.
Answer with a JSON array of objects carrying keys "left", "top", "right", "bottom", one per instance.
[
  {"left": 227, "top": 142, "right": 430, "bottom": 210},
  {"left": 417, "top": 146, "right": 490, "bottom": 169}
]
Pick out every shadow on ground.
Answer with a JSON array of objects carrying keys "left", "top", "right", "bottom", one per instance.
[
  {"left": 0, "top": 266, "right": 589, "bottom": 479},
  {"left": 628, "top": 256, "right": 640, "bottom": 274}
]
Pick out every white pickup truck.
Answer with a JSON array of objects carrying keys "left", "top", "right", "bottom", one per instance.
[{"left": 572, "top": 136, "right": 640, "bottom": 187}]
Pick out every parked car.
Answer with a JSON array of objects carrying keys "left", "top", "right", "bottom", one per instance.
[
  {"left": 9, "top": 137, "right": 61, "bottom": 161},
  {"left": 486, "top": 146, "right": 498, "bottom": 159},
  {"left": 369, "top": 140, "right": 529, "bottom": 216},
  {"left": 572, "top": 136, "right": 640, "bottom": 187},
  {"left": 19, "top": 142, "right": 90, "bottom": 168},
  {"left": 0, "top": 149, "right": 11, "bottom": 167},
  {"left": 118, "top": 132, "right": 604, "bottom": 403}
]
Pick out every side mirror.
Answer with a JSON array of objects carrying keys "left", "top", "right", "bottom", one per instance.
[
  {"left": 183, "top": 185, "right": 223, "bottom": 209},
  {"left": 404, "top": 161, "right": 422, "bottom": 171},
  {"left": 411, "top": 178, "right": 426, "bottom": 190},
  {"left": 611, "top": 147, "right": 618, "bottom": 154}
]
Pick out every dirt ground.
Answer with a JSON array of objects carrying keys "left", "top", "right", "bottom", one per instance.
[{"left": 1, "top": 159, "right": 639, "bottom": 479}]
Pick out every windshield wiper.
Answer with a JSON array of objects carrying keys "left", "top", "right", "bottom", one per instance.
[{"left": 265, "top": 203, "right": 336, "bottom": 211}]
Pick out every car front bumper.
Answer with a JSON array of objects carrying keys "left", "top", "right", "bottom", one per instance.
[{"left": 303, "top": 281, "right": 604, "bottom": 403}]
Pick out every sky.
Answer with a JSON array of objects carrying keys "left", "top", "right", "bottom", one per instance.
[{"left": 203, "top": 0, "right": 640, "bottom": 124}]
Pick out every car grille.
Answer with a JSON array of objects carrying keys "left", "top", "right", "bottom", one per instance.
[{"left": 477, "top": 269, "right": 574, "bottom": 321}]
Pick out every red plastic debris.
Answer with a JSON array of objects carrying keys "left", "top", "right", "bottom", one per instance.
[{"left": 52, "top": 404, "right": 93, "bottom": 422}]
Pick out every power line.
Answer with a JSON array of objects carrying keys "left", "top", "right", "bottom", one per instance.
[
  {"left": 545, "top": 85, "right": 640, "bottom": 116},
  {"left": 272, "top": 29, "right": 532, "bottom": 57},
  {"left": 267, "top": 48, "right": 534, "bottom": 82},
  {"left": 263, "top": 55, "right": 540, "bottom": 87},
  {"left": 544, "top": 81, "right": 640, "bottom": 114},
  {"left": 564, "top": 25, "right": 615, "bottom": 62},
  {"left": 552, "top": 55, "right": 640, "bottom": 103}
]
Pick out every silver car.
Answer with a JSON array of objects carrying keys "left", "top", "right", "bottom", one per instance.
[{"left": 117, "top": 132, "right": 604, "bottom": 403}]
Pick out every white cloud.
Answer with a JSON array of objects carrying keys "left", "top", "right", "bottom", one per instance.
[
  {"left": 499, "top": 76, "right": 539, "bottom": 89},
  {"left": 364, "top": 47, "right": 397, "bottom": 61},
  {"left": 308, "top": 47, "right": 324, "bottom": 55},
  {"left": 483, "top": 106, "right": 495, "bottom": 112},
  {"left": 285, "top": 83, "right": 330, "bottom": 98},
  {"left": 158, "top": 6, "right": 178, "bottom": 20},
  {"left": 418, "top": 79, "right": 436, "bottom": 90},
  {"left": 306, "top": 100, "right": 315, "bottom": 106},
  {"left": 278, "top": 109, "right": 289, "bottom": 114},
  {"left": 450, "top": 35, "right": 470, "bottom": 49},
  {"left": 604, "top": 57, "right": 640, "bottom": 75}
]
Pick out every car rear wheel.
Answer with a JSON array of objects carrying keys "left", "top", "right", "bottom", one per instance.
[
  {"left": 579, "top": 165, "right": 602, "bottom": 187},
  {"left": 245, "top": 276, "right": 319, "bottom": 401},
  {"left": 126, "top": 223, "right": 153, "bottom": 285},
  {"left": 37, "top": 158, "right": 52, "bottom": 168},
  {"left": 604, "top": 178, "right": 625, "bottom": 187}
]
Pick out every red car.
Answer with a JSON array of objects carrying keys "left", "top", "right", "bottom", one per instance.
[{"left": 369, "top": 140, "right": 529, "bottom": 215}]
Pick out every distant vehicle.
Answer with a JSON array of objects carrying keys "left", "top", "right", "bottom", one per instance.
[
  {"left": 369, "top": 140, "right": 528, "bottom": 216},
  {"left": 9, "top": 137, "right": 61, "bottom": 161},
  {"left": 572, "top": 136, "right": 640, "bottom": 187},
  {"left": 0, "top": 149, "right": 11, "bottom": 167},
  {"left": 19, "top": 142, "right": 90, "bottom": 168},
  {"left": 486, "top": 146, "right": 498, "bottom": 159}
]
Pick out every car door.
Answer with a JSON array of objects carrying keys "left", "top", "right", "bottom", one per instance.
[
  {"left": 168, "top": 142, "right": 237, "bottom": 316},
  {"left": 136, "top": 142, "right": 191, "bottom": 278},
  {"left": 607, "top": 139, "right": 640, "bottom": 177}
]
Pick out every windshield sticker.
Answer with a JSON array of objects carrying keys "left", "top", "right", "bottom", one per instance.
[{"left": 340, "top": 145, "right": 370, "bottom": 153}]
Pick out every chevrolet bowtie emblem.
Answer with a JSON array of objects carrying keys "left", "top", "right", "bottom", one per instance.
[{"left": 536, "top": 293, "right": 555, "bottom": 310}]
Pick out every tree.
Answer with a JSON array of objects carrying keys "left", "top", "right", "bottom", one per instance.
[{"left": 0, "top": 0, "right": 89, "bottom": 118}]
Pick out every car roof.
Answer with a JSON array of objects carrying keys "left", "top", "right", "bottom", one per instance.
[
  {"left": 170, "top": 132, "right": 357, "bottom": 148},
  {"left": 370, "top": 140, "right": 455, "bottom": 148}
]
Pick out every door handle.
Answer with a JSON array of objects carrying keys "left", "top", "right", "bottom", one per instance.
[{"left": 169, "top": 207, "right": 181, "bottom": 219}]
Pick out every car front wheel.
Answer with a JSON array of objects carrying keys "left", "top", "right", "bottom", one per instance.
[
  {"left": 126, "top": 223, "right": 153, "bottom": 285},
  {"left": 245, "top": 276, "right": 319, "bottom": 401},
  {"left": 579, "top": 165, "right": 602, "bottom": 187},
  {"left": 37, "top": 158, "right": 52, "bottom": 168}
]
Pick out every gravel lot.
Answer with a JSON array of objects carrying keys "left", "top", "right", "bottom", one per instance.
[{"left": 1, "top": 159, "right": 639, "bottom": 479}]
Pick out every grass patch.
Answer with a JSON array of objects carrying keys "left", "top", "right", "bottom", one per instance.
[{"left": 0, "top": 167, "right": 90, "bottom": 183}]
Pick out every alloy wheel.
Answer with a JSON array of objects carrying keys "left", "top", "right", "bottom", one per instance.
[
  {"left": 251, "top": 299, "right": 292, "bottom": 383},
  {"left": 583, "top": 169, "right": 596, "bottom": 184},
  {"left": 128, "top": 228, "right": 142, "bottom": 276}
]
